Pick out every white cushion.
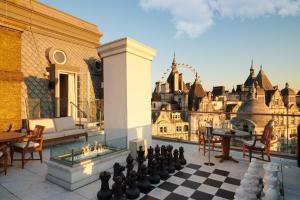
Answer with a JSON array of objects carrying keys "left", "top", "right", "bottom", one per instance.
[
  {"left": 43, "top": 132, "right": 64, "bottom": 140},
  {"left": 62, "top": 129, "right": 86, "bottom": 137},
  {"left": 13, "top": 142, "right": 39, "bottom": 148},
  {"left": 29, "top": 119, "right": 55, "bottom": 134},
  {"left": 54, "top": 117, "right": 76, "bottom": 132},
  {"left": 0, "top": 152, "right": 3, "bottom": 157},
  {"left": 243, "top": 140, "right": 266, "bottom": 148}
]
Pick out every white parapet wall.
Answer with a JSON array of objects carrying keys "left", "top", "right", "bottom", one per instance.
[{"left": 98, "top": 37, "right": 156, "bottom": 148}]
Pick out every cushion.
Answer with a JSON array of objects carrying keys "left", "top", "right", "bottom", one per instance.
[
  {"left": 13, "top": 142, "right": 39, "bottom": 148},
  {"left": 43, "top": 132, "right": 64, "bottom": 140},
  {"left": 29, "top": 119, "right": 55, "bottom": 134},
  {"left": 62, "top": 129, "right": 86, "bottom": 137},
  {"left": 243, "top": 140, "right": 266, "bottom": 148},
  {"left": 54, "top": 117, "right": 76, "bottom": 132}
]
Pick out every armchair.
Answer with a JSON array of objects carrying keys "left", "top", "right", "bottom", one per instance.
[
  {"left": 198, "top": 127, "right": 222, "bottom": 155},
  {"left": 242, "top": 120, "right": 274, "bottom": 162},
  {"left": 11, "top": 125, "right": 45, "bottom": 168}
]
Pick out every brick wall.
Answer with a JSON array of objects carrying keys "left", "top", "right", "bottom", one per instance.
[{"left": 0, "top": 26, "right": 22, "bottom": 130}]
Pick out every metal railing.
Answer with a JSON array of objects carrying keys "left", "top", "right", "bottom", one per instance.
[{"left": 152, "top": 109, "right": 300, "bottom": 157}]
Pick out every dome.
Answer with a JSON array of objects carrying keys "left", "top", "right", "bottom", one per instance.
[{"left": 237, "top": 99, "right": 271, "bottom": 128}]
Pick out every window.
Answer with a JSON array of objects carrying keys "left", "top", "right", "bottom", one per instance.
[
  {"left": 184, "top": 125, "right": 188, "bottom": 131},
  {"left": 153, "top": 103, "right": 156, "bottom": 108},
  {"left": 160, "top": 127, "right": 163, "bottom": 133},
  {"left": 164, "top": 127, "right": 167, "bottom": 132},
  {"left": 176, "top": 126, "right": 182, "bottom": 132}
]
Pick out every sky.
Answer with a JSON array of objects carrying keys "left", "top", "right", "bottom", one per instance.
[{"left": 40, "top": 0, "right": 300, "bottom": 92}]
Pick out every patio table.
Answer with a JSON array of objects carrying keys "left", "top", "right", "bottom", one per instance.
[
  {"left": 212, "top": 128, "right": 249, "bottom": 163},
  {"left": 0, "top": 131, "right": 25, "bottom": 143}
]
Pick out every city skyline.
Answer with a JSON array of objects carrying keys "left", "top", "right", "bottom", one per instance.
[{"left": 40, "top": 0, "right": 300, "bottom": 91}]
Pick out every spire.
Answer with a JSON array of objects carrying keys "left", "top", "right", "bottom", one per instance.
[
  {"left": 260, "top": 64, "right": 262, "bottom": 70},
  {"left": 171, "top": 51, "right": 177, "bottom": 71},
  {"left": 250, "top": 59, "right": 254, "bottom": 75},
  {"left": 285, "top": 82, "right": 289, "bottom": 88},
  {"left": 251, "top": 59, "right": 254, "bottom": 70}
]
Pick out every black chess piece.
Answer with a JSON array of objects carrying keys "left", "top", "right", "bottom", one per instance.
[
  {"left": 148, "top": 159, "right": 160, "bottom": 184},
  {"left": 112, "top": 176, "right": 126, "bottom": 200},
  {"left": 126, "top": 154, "right": 134, "bottom": 178},
  {"left": 136, "top": 146, "right": 145, "bottom": 173},
  {"left": 125, "top": 170, "right": 140, "bottom": 199},
  {"left": 173, "top": 149, "right": 182, "bottom": 170},
  {"left": 97, "top": 171, "right": 112, "bottom": 200},
  {"left": 161, "top": 145, "right": 167, "bottom": 157},
  {"left": 154, "top": 145, "right": 160, "bottom": 161},
  {"left": 158, "top": 155, "right": 169, "bottom": 179},
  {"left": 179, "top": 146, "right": 187, "bottom": 165},
  {"left": 147, "top": 146, "right": 154, "bottom": 169},
  {"left": 113, "top": 162, "right": 126, "bottom": 183},
  {"left": 137, "top": 164, "right": 151, "bottom": 193},
  {"left": 166, "top": 151, "right": 175, "bottom": 173},
  {"left": 166, "top": 145, "right": 173, "bottom": 154}
]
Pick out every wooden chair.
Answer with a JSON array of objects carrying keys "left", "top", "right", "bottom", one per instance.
[
  {"left": 243, "top": 120, "right": 273, "bottom": 162},
  {"left": 11, "top": 125, "right": 45, "bottom": 169},
  {"left": 0, "top": 144, "right": 8, "bottom": 175},
  {"left": 198, "top": 127, "right": 222, "bottom": 155}
]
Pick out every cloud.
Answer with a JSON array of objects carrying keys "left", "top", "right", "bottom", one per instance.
[{"left": 139, "top": 0, "right": 300, "bottom": 38}]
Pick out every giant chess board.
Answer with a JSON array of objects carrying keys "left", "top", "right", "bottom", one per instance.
[{"left": 138, "top": 163, "right": 240, "bottom": 200}]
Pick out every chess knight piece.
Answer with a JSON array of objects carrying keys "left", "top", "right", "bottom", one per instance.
[
  {"left": 112, "top": 176, "right": 126, "bottom": 200},
  {"left": 173, "top": 149, "right": 182, "bottom": 170},
  {"left": 113, "top": 163, "right": 126, "bottom": 183},
  {"left": 97, "top": 171, "right": 112, "bottom": 200},
  {"left": 137, "top": 164, "right": 151, "bottom": 193},
  {"left": 125, "top": 170, "right": 140, "bottom": 199},
  {"left": 179, "top": 146, "right": 187, "bottom": 165},
  {"left": 148, "top": 159, "right": 160, "bottom": 184},
  {"left": 136, "top": 146, "right": 145, "bottom": 173}
]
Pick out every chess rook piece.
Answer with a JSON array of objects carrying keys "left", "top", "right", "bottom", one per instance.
[
  {"left": 179, "top": 146, "right": 187, "bottom": 165},
  {"left": 159, "top": 155, "right": 169, "bottom": 179},
  {"left": 166, "top": 151, "right": 175, "bottom": 173},
  {"left": 147, "top": 146, "right": 154, "bottom": 172},
  {"left": 173, "top": 149, "right": 182, "bottom": 170},
  {"left": 97, "top": 171, "right": 112, "bottom": 200},
  {"left": 113, "top": 163, "right": 126, "bottom": 183},
  {"left": 154, "top": 145, "right": 160, "bottom": 162},
  {"left": 136, "top": 146, "right": 145, "bottom": 173},
  {"left": 137, "top": 164, "right": 151, "bottom": 193},
  {"left": 126, "top": 170, "right": 140, "bottom": 199},
  {"left": 112, "top": 176, "right": 126, "bottom": 200},
  {"left": 149, "top": 159, "right": 160, "bottom": 184},
  {"left": 126, "top": 154, "right": 134, "bottom": 178}
]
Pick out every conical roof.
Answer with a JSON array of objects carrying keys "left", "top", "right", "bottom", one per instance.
[
  {"left": 255, "top": 66, "right": 273, "bottom": 90},
  {"left": 188, "top": 75, "right": 206, "bottom": 111}
]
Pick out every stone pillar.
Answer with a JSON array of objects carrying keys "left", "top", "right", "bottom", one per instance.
[{"left": 98, "top": 37, "right": 156, "bottom": 148}]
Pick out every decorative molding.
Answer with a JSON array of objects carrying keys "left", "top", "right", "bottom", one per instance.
[
  {"left": 98, "top": 37, "right": 156, "bottom": 61},
  {"left": 0, "top": 70, "right": 23, "bottom": 82}
]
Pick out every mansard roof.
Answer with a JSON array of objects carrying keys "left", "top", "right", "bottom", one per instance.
[
  {"left": 212, "top": 86, "right": 225, "bottom": 96},
  {"left": 281, "top": 83, "right": 296, "bottom": 96},
  {"left": 188, "top": 77, "right": 206, "bottom": 111},
  {"left": 255, "top": 67, "right": 273, "bottom": 90}
]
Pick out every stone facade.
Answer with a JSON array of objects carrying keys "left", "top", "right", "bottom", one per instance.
[{"left": 0, "top": 26, "right": 22, "bottom": 130}]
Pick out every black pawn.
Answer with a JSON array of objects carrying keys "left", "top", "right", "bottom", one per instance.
[
  {"left": 126, "top": 170, "right": 140, "bottom": 199},
  {"left": 113, "top": 163, "right": 126, "bottom": 183},
  {"left": 136, "top": 146, "right": 145, "bottom": 173},
  {"left": 149, "top": 159, "right": 160, "bottom": 184},
  {"left": 179, "top": 146, "right": 187, "bottom": 165},
  {"left": 137, "top": 164, "right": 151, "bottom": 193},
  {"left": 126, "top": 154, "right": 134, "bottom": 178},
  {"left": 173, "top": 149, "right": 182, "bottom": 170},
  {"left": 97, "top": 171, "right": 112, "bottom": 200},
  {"left": 154, "top": 145, "right": 160, "bottom": 162},
  {"left": 147, "top": 146, "right": 154, "bottom": 169},
  {"left": 112, "top": 176, "right": 126, "bottom": 200},
  {"left": 159, "top": 155, "right": 169, "bottom": 179}
]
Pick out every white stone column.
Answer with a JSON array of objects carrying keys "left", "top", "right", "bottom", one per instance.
[{"left": 98, "top": 37, "right": 156, "bottom": 148}]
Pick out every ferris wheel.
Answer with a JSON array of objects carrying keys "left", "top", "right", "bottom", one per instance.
[{"left": 160, "top": 63, "right": 200, "bottom": 82}]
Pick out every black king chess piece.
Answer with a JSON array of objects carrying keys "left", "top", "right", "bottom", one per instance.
[
  {"left": 137, "top": 164, "right": 151, "bottom": 193},
  {"left": 179, "top": 146, "right": 187, "bottom": 165},
  {"left": 97, "top": 171, "right": 112, "bottom": 200},
  {"left": 112, "top": 176, "right": 126, "bottom": 200},
  {"left": 173, "top": 149, "right": 182, "bottom": 170},
  {"left": 126, "top": 170, "right": 140, "bottom": 199},
  {"left": 126, "top": 154, "right": 134, "bottom": 178},
  {"left": 149, "top": 159, "right": 160, "bottom": 184},
  {"left": 113, "top": 162, "right": 126, "bottom": 183},
  {"left": 136, "top": 146, "right": 145, "bottom": 173}
]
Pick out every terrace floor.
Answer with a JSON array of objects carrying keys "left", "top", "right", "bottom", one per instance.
[{"left": 0, "top": 139, "right": 299, "bottom": 200}]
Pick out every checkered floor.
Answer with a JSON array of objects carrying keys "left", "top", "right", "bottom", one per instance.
[{"left": 138, "top": 163, "right": 241, "bottom": 200}]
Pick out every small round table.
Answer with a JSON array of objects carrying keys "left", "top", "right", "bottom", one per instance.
[
  {"left": 0, "top": 131, "right": 26, "bottom": 143},
  {"left": 212, "top": 128, "right": 249, "bottom": 163}
]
